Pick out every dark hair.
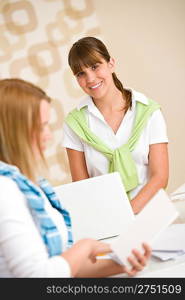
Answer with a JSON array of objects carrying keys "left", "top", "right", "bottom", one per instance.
[{"left": 68, "top": 36, "right": 131, "bottom": 110}]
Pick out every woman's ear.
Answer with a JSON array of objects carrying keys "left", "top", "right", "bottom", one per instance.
[{"left": 108, "top": 57, "right": 115, "bottom": 73}]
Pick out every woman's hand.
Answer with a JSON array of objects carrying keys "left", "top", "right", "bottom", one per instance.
[
  {"left": 62, "top": 238, "right": 111, "bottom": 276},
  {"left": 88, "top": 240, "right": 111, "bottom": 263},
  {"left": 122, "top": 243, "right": 152, "bottom": 276},
  {"left": 62, "top": 239, "right": 151, "bottom": 277}
]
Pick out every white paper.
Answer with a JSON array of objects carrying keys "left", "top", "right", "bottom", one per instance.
[
  {"left": 110, "top": 189, "right": 179, "bottom": 267},
  {"left": 170, "top": 183, "right": 185, "bottom": 201},
  {"left": 152, "top": 224, "right": 185, "bottom": 251},
  {"left": 152, "top": 250, "right": 185, "bottom": 261},
  {"left": 54, "top": 172, "right": 135, "bottom": 242}
]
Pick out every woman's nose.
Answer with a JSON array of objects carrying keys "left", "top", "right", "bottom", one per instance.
[{"left": 86, "top": 70, "right": 96, "bottom": 83}]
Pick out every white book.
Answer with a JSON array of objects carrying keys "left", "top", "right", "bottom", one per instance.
[
  {"left": 54, "top": 172, "right": 135, "bottom": 242},
  {"left": 110, "top": 189, "right": 179, "bottom": 267}
]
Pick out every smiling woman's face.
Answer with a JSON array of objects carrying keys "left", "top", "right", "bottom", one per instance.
[{"left": 75, "top": 56, "right": 115, "bottom": 100}]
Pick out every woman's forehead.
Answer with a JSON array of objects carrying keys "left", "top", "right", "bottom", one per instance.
[{"left": 73, "top": 55, "right": 103, "bottom": 74}]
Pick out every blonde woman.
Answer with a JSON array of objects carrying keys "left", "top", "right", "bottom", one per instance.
[{"left": 0, "top": 78, "right": 151, "bottom": 278}]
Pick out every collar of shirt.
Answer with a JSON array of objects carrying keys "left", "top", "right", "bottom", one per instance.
[{"left": 76, "top": 88, "right": 149, "bottom": 121}]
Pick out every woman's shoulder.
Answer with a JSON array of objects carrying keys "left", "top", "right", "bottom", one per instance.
[
  {"left": 0, "top": 175, "right": 27, "bottom": 215},
  {"left": 0, "top": 175, "right": 24, "bottom": 199},
  {"left": 66, "top": 96, "right": 92, "bottom": 115},
  {"left": 130, "top": 88, "right": 156, "bottom": 105},
  {"left": 0, "top": 175, "right": 18, "bottom": 187}
]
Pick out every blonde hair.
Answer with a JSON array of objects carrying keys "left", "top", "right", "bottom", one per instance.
[
  {"left": 68, "top": 36, "right": 132, "bottom": 110},
  {"left": 0, "top": 78, "right": 51, "bottom": 181}
]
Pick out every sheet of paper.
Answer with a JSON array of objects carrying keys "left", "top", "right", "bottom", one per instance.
[
  {"left": 152, "top": 224, "right": 185, "bottom": 251},
  {"left": 152, "top": 250, "right": 185, "bottom": 261},
  {"left": 110, "top": 189, "right": 179, "bottom": 267},
  {"left": 170, "top": 183, "right": 185, "bottom": 201}
]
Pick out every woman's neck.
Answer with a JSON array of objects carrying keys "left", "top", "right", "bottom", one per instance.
[{"left": 92, "top": 86, "right": 126, "bottom": 113}]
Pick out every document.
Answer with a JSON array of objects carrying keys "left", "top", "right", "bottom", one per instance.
[
  {"left": 170, "top": 183, "right": 185, "bottom": 201},
  {"left": 152, "top": 250, "right": 185, "bottom": 261},
  {"left": 152, "top": 224, "right": 185, "bottom": 261},
  {"left": 110, "top": 189, "right": 179, "bottom": 267}
]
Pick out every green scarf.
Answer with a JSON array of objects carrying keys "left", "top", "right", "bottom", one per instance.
[{"left": 65, "top": 99, "right": 160, "bottom": 193}]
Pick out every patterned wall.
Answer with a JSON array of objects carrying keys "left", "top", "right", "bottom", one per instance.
[{"left": 0, "top": 0, "right": 101, "bottom": 186}]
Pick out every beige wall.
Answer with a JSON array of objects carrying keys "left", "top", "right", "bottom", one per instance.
[
  {"left": 1, "top": 0, "right": 184, "bottom": 193},
  {"left": 94, "top": 0, "right": 185, "bottom": 193},
  {"left": 0, "top": 0, "right": 101, "bottom": 186}
]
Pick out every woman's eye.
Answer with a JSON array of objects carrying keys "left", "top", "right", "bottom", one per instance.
[
  {"left": 92, "top": 64, "right": 98, "bottom": 70},
  {"left": 76, "top": 71, "right": 84, "bottom": 77}
]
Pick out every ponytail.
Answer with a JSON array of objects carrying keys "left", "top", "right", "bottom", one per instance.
[{"left": 112, "top": 73, "right": 132, "bottom": 111}]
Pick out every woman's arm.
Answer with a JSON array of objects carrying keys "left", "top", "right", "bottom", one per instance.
[
  {"left": 0, "top": 177, "right": 71, "bottom": 277},
  {"left": 0, "top": 177, "right": 151, "bottom": 278},
  {"left": 131, "top": 143, "right": 169, "bottom": 214},
  {"left": 66, "top": 148, "right": 89, "bottom": 181},
  {"left": 62, "top": 239, "right": 151, "bottom": 278}
]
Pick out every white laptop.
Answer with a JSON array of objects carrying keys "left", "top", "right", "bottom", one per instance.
[{"left": 54, "top": 172, "right": 135, "bottom": 242}]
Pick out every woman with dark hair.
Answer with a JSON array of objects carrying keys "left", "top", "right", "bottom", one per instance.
[{"left": 63, "top": 36, "right": 169, "bottom": 214}]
